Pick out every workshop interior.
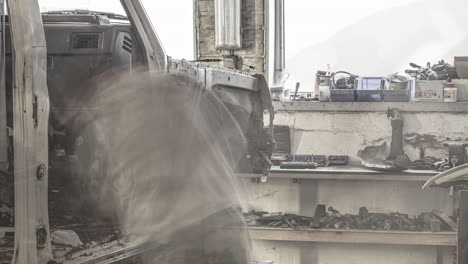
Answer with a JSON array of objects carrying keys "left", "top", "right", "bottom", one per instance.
[{"left": 0, "top": 0, "right": 468, "bottom": 264}]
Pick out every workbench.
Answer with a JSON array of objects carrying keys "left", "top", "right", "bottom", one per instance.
[
  {"left": 246, "top": 102, "right": 468, "bottom": 264},
  {"left": 248, "top": 227, "right": 456, "bottom": 246},
  {"left": 242, "top": 167, "right": 456, "bottom": 263}
]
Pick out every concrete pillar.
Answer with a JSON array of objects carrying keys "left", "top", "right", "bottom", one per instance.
[{"left": 194, "top": 0, "right": 266, "bottom": 76}]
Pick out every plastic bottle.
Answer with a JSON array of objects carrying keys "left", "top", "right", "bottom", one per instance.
[{"left": 444, "top": 82, "right": 457, "bottom": 102}]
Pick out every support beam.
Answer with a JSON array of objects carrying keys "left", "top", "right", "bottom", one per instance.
[
  {"left": 0, "top": 0, "right": 7, "bottom": 169},
  {"left": 458, "top": 190, "right": 468, "bottom": 264},
  {"left": 7, "top": 0, "right": 52, "bottom": 263}
]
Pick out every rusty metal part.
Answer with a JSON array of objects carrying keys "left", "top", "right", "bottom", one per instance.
[
  {"left": 444, "top": 141, "right": 468, "bottom": 167},
  {"left": 328, "top": 207, "right": 343, "bottom": 218},
  {"left": 431, "top": 219, "right": 441, "bottom": 232},
  {"left": 359, "top": 207, "right": 369, "bottom": 219},
  {"left": 383, "top": 219, "right": 392, "bottom": 231},
  {"left": 315, "top": 204, "right": 326, "bottom": 218},
  {"left": 358, "top": 108, "right": 411, "bottom": 171},
  {"left": 387, "top": 109, "right": 404, "bottom": 160},
  {"left": 432, "top": 209, "right": 457, "bottom": 231}
]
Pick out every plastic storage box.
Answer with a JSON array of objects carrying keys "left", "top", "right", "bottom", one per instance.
[
  {"left": 382, "top": 89, "right": 410, "bottom": 102},
  {"left": 330, "top": 89, "right": 355, "bottom": 102},
  {"left": 382, "top": 79, "right": 413, "bottom": 102},
  {"left": 355, "top": 77, "right": 387, "bottom": 102}
]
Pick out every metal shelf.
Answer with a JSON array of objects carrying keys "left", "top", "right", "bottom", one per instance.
[
  {"left": 273, "top": 101, "right": 468, "bottom": 113},
  {"left": 248, "top": 227, "right": 456, "bottom": 246},
  {"left": 240, "top": 166, "right": 438, "bottom": 182}
]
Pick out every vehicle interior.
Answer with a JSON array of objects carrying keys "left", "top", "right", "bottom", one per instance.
[{"left": 0, "top": 9, "right": 147, "bottom": 262}]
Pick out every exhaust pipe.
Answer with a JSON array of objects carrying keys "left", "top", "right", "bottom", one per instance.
[{"left": 273, "top": 0, "right": 285, "bottom": 86}]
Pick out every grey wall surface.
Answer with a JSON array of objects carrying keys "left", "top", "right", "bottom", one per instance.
[{"left": 194, "top": 0, "right": 266, "bottom": 75}]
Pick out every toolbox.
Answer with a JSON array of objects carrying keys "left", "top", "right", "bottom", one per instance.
[
  {"left": 413, "top": 80, "right": 444, "bottom": 102},
  {"left": 355, "top": 77, "right": 387, "bottom": 102}
]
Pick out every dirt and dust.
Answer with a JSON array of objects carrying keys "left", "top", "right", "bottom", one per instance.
[{"left": 64, "top": 71, "right": 252, "bottom": 264}]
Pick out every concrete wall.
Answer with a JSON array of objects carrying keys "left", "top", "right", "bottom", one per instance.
[
  {"left": 194, "top": 0, "right": 266, "bottom": 75},
  {"left": 243, "top": 102, "right": 465, "bottom": 264},
  {"left": 276, "top": 111, "right": 468, "bottom": 164}
]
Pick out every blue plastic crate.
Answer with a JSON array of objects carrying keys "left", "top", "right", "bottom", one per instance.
[
  {"left": 330, "top": 89, "right": 355, "bottom": 102},
  {"left": 355, "top": 77, "right": 387, "bottom": 102},
  {"left": 382, "top": 89, "right": 411, "bottom": 102}
]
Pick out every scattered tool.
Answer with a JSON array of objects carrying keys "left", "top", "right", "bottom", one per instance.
[
  {"left": 410, "top": 157, "right": 448, "bottom": 171},
  {"left": 327, "top": 155, "right": 348, "bottom": 166},
  {"left": 280, "top": 161, "right": 317, "bottom": 169}
]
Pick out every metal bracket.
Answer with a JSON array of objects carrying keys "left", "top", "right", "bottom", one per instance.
[
  {"left": 291, "top": 178, "right": 302, "bottom": 184},
  {"left": 33, "top": 94, "right": 38, "bottom": 128},
  {"left": 251, "top": 175, "right": 268, "bottom": 184}
]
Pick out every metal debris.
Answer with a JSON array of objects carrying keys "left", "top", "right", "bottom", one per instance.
[{"left": 245, "top": 205, "right": 455, "bottom": 232}]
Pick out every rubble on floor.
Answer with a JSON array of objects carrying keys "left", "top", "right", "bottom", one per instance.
[
  {"left": 52, "top": 230, "right": 83, "bottom": 248},
  {"left": 244, "top": 205, "right": 455, "bottom": 232},
  {"left": 51, "top": 226, "right": 123, "bottom": 262},
  {"left": 0, "top": 205, "right": 12, "bottom": 227}
]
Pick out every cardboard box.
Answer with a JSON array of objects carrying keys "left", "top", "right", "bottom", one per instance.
[{"left": 413, "top": 80, "right": 444, "bottom": 102}]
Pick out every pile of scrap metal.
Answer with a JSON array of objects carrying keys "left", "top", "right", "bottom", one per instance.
[
  {"left": 244, "top": 205, "right": 456, "bottom": 232},
  {"left": 405, "top": 60, "right": 459, "bottom": 81}
]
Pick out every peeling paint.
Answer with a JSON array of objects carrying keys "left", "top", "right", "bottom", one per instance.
[{"left": 255, "top": 190, "right": 278, "bottom": 200}]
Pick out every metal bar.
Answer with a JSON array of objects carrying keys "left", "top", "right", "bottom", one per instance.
[
  {"left": 193, "top": 0, "right": 199, "bottom": 60},
  {"left": 0, "top": 0, "right": 7, "bottom": 169},
  {"left": 273, "top": 101, "right": 468, "bottom": 113},
  {"left": 458, "top": 190, "right": 468, "bottom": 264},
  {"left": 7, "top": 0, "right": 52, "bottom": 263},
  {"left": 263, "top": 0, "right": 270, "bottom": 85},
  {"left": 239, "top": 166, "right": 438, "bottom": 182},
  {"left": 273, "top": 0, "right": 284, "bottom": 85}
]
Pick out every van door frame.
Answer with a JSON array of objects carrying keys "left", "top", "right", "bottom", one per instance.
[
  {"left": 121, "top": 0, "right": 168, "bottom": 72},
  {"left": 7, "top": 0, "right": 52, "bottom": 263}
]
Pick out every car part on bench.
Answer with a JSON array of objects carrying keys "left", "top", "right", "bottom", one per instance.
[{"left": 358, "top": 108, "right": 411, "bottom": 171}]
